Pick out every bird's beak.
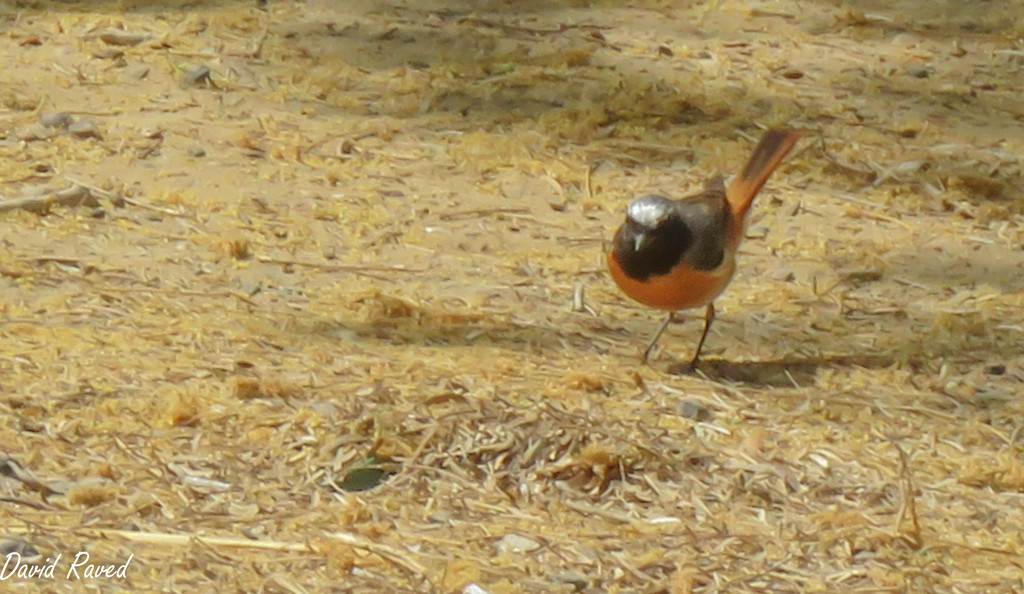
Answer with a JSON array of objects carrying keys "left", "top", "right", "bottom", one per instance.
[{"left": 633, "top": 232, "right": 646, "bottom": 253}]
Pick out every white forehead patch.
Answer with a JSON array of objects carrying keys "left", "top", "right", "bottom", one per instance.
[{"left": 626, "top": 195, "right": 672, "bottom": 228}]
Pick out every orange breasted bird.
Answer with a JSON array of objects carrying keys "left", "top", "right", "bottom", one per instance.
[{"left": 608, "top": 128, "right": 800, "bottom": 367}]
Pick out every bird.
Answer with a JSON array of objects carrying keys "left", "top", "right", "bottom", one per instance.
[{"left": 607, "top": 128, "right": 800, "bottom": 369}]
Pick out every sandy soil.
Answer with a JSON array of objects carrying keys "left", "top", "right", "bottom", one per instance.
[{"left": 2, "top": 0, "right": 1024, "bottom": 591}]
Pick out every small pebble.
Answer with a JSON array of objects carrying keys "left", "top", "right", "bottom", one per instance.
[
  {"left": 68, "top": 119, "right": 101, "bottom": 139},
  {"left": 99, "top": 29, "right": 149, "bottom": 46},
  {"left": 677, "top": 399, "right": 710, "bottom": 421},
  {"left": 495, "top": 533, "right": 541, "bottom": 554},
  {"left": 184, "top": 65, "right": 212, "bottom": 87},
  {"left": 91, "top": 47, "right": 123, "bottom": 60},
  {"left": 92, "top": 47, "right": 125, "bottom": 60},
  {"left": 906, "top": 65, "right": 930, "bottom": 78},
  {"left": 187, "top": 145, "right": 207, "bottom": 158},
  {"left": 39, "top": 111, "right": 74, "bottom": 128}
]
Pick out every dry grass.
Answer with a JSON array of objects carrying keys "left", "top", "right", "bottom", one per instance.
[{"left": 2, "top": 0, "right": 1024, "bottom": 591}]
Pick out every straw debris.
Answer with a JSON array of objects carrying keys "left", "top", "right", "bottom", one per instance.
[{"left": 2, "top": 0, "right": 1024, "bottom": 591}]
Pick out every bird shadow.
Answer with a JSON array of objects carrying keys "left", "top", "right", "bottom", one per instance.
[{"left": 667, "top": 354, "right": 894, "bottom": 388}]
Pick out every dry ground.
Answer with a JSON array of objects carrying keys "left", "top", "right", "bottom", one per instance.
[{"left": 2, "top": 0, "right": 1024, "bottom": 591}]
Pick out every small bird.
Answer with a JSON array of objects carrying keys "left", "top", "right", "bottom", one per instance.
[{"left": 607, "top": 128, "right": 800, "bottom": 368}]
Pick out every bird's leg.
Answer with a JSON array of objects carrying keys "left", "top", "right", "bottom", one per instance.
[
  {"left": 641, "top": 311, "right": 676, "bottom": 364},
  {"left": 667, "top": 303, "right": 717, "bottom": 375},
  {"left": 690, "top": 302, "right": 716, "bottom": 366}
]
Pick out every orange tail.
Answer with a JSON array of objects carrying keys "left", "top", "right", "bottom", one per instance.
[{"left": 726, "top": 129, "right": 800, "bottom": 220}]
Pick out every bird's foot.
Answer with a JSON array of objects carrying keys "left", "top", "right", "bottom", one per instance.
[{"left": 668, "top": 360, "right": 700, "bottom": 375}]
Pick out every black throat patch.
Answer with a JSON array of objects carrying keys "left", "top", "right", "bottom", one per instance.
[{"left": 613, "top": 215, "right": 693, "bottom": 281}]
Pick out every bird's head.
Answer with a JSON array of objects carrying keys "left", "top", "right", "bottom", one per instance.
[{"left": 624, "top": 194, "right": 677, "bottom": 252}]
